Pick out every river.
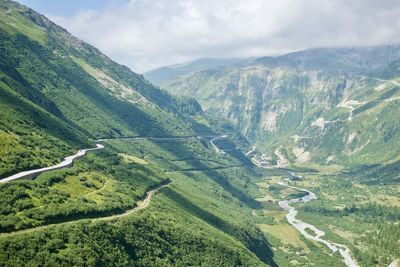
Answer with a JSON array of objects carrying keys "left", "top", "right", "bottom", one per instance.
[{"left": 278, "top": 180, "right": 359, "bottom": 267}]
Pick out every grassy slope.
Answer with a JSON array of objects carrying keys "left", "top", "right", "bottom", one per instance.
[
  {"left": 0, "top": 1, "right": 276, "bottom": 265},
  {"left": 0, "top": 137, "right": 277, "bottom": 266},
  {"left": 0, "top": 0, "right": 213, "bottom": 177},
  {"left": 0, "top": 72, "right": 89, "bottom": 178}
]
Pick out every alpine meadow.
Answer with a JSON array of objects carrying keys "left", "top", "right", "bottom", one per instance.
[{"left": 0, "top": 0, "right": 399, "bottom": 266}]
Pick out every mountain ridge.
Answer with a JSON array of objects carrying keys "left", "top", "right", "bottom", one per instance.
[{"left": 145, "top": 44, "right": 400, "bottom": 86}]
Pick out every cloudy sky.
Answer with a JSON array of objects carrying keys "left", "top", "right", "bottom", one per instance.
[{"left": 17, "top": 0, "right": 400, "bottom": 73}]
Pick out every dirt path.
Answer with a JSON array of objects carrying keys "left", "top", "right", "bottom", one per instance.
[
  {"left": 0, "top": 181, "right": 171, "bottom": 237},
  {"left": 0, "top": 134, "right": 227, "bottom": 235}
]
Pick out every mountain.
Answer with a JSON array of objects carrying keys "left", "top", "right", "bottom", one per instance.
[
  {"left": 1, "top": 1, "right": 399, "bottom": 266},
  {"left": 256, "top": 45, "right": 400, "bottom": 74},
  {"left": 0, "top": 0, "right": 201, "bottom": 177},
  {"left": 153, "top": 46, "right": 400, "bottom": 168},
  {"left": 148, "top": 46, "right": 400, "bottom": 86},
  {"left": 148, "top": 46, "right": 400, "bottom": 266},
  {"left": 144, "top": 57, "right": 253, "bottom": 86},
  {"left": 0, "top": 1, "right": 279, "bottom": 266}
]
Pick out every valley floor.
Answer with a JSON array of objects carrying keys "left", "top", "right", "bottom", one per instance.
[{"left": 253, "top": 164, "right": 400, "bottom": 267}]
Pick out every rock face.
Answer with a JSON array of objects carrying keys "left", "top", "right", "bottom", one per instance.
[{"left": 149, "top": 47, "right": 400, "bottom": 165}]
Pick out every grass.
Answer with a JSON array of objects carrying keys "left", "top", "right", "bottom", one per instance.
[
  {"left": 119, "top": 153, "right": 148, "bottom": 165},
  {"left": 0, "top": 134, "right": 277, "bottom": 266},
  {"left": 1, "top": 1, "right": 398, "bottom": 265},
  {"left": 258, "top": 223, "right": 310, "bottom": 252},
  {"left": 0, "top": 1, "right": 274, "bottom": 265},
  {"left": 0, "top": 9, "right": 46, "bottom": 44},
  {"left": 51, "top": 171, "right": 109, "bottom": 199}
]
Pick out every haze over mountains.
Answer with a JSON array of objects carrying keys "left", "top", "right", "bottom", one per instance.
[
  {"left": 0, "top": 0, "right": 399, "bottom": 266},
  {"left": 145, "top": 45, "right": 400, "bottom": 85}
]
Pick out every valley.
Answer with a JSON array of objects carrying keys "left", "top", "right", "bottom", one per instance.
[
  {"left": 278, "top": 180, "right": 358, "bottom": 267},
  {"left": 0, "top": 0, "right": 399, "bottom": 266},
  {"left": 146, "top": 44, "right": 400, "bottom": 266}
]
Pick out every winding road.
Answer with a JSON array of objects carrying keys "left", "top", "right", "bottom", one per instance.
[
  {"left": 0, "top": 144, "right": 105, "bottom": 183},
  {"left": 278, "top": 180, "right": 359, "bottom": 267},
  {"left": 245, "top": 146, "right": 256, "bottom": 156},
  {"left": 210, "top": 135, "right": 228, "bottom": 154},
  {"left": 0, "top": 135, "right": 227, "bottom": 184},
  {"left": 0, "top": 134, "right": 230, "bottom": 235},
  {"left": 0, "top": 130, "right": 362, "bottom": 266}
]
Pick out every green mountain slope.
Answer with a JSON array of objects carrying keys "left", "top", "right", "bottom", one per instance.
[
  {"left": 0, "top": 1, "right": 282, "bottom": 266},
  {"left": 1, "top": 0, "right": 398, "bottom": 266},
  {"left": 0, "top": 0, "right": 218, "bottom": 178}
]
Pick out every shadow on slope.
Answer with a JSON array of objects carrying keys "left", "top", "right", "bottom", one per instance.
[{"left": 163, "top": 187, "right": 277, "bottom": 266}]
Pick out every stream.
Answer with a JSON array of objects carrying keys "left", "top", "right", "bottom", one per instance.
[{"left": 278, "top": 180, "right": 359, "bottom": 267}]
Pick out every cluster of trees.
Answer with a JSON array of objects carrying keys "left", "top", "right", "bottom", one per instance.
[{"left": 356, "top": 222, "right": 400, "bottom": 265}]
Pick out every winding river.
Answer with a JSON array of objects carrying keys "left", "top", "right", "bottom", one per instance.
[{"left": 278, "top": 181, "right": 359, "bottom": 267}]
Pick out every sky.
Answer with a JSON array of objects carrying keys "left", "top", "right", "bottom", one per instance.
[{"left": 16, "top": 0, "right": 400, "bottom": 73}]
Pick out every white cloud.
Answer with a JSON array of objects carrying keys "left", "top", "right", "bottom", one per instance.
[{"left": 49, "top": 0, "right": 400, "bottom": 72}]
